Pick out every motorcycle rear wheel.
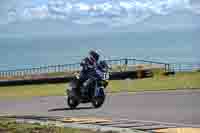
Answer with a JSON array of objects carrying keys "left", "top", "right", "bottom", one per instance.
[{"left": 67, "top": 96, "right": 79, "bottom": 109}]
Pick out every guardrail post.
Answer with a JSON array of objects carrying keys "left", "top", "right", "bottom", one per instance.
[
  {"left": 57, "top": 65, "right": 60, "bottom": 72},
  {"left": 125, "top": 58, "right": 128, "bottom": 65},
  {"left": 167, "top": 64, "right": 170, "bottom": 72},
  {"left": 3, "top": 72, "right": 5, "bottom": 77},
  {"left": 5, "top": 71, "right": 7, "bottom": 77},
  {"left": 124, "top": 58, "right": 128, "bottom": 71},
  {"left": 9, "top": 71, "right": 12, "bottom": 77}
]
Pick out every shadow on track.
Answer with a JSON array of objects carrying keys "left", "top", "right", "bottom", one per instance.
[{"left": 48, "top": 107, "right": 93, "bottom": 112}]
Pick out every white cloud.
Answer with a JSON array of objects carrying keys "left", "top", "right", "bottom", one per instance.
[
  {"left": 75, "top": 3, "right": 90, "bottom": 11},
  {"left": 1, "top": 0, "right": 199, "bottom": 27},
  {"left": 22, "top": 5, "right": 49, "bottom": 20}
]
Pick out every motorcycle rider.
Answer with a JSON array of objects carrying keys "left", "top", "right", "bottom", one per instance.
[{"left": 77, "top": 50, "right": 100, "bottom": 96}]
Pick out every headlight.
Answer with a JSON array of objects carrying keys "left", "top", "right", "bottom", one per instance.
[{"left": 103, "top": 72, "right": 109, "bottom": 80}]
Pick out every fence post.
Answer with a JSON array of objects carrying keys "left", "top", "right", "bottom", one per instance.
[
  {"left": 179, "top": 64, "right": 181, "bottom": 72},
  {"left": 125, "top": 58, "right": 128, "bottom": 71},
  {"left": 120, "top": 59, "right": 122, "bottom": 66},
  {"left": 167, "top": 64, "right": 170, "bottom": 72},
  {"left": 57, "top": 65, "right": 60, "bottom": 72}
]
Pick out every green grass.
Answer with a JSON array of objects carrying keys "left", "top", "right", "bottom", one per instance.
[
  {"left": 109, "top": 71, "right": 200, "bottom": 92},
  {"left": 0, "top": 71, "right": 200, "bottom": 98},
  {"left": 0, "top": 84, "right": 66, "bottom": 98},
  {"left": 46, "top": 71, "right": 75, "bottom": 77},
  {"left": 0, "top": 119, "right": 117, "bottom": 133}
]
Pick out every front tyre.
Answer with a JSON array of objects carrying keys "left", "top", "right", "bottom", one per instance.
[
  {"left": 92, "top": 96, "right": 105, "bottom": 108},
  {"left": 67, "top": 96, "right": 79, "bottom": 109},
  {"left": 92, "top": 87, "right": 106, "bottom": 108}
]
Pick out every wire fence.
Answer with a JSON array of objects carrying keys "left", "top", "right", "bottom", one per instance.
[{"left": 0, "top": 58, "right": 199, "bottom": 78}]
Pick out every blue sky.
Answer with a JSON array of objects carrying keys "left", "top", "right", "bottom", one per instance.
[{"left": 33, "top": 0, "right": 49, "bottom": 5}]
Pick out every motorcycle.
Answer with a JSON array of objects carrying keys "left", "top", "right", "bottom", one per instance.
[{"left": 66, "top": 63, "right": 109, "bottom": 109}]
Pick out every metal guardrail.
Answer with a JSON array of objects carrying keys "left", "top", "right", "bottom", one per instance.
[
  {"left": 170, "top": 63, "right": 200, "bottom": 72},
  {"left": 1, "top": 58, "right": 197, "bottom": 78},
  {"left": 0, "top": 63, "right": 80, "bottom": 78}
]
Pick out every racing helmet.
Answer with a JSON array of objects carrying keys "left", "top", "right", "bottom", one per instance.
[{"left": 89, "top": 50, "right": 100, "bottom": 62}]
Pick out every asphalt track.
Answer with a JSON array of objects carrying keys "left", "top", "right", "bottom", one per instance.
[{"left": 0, "top": 90, "right": 200, "bottom": 128}]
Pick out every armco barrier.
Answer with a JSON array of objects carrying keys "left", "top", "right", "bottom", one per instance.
[
  {"left": 0, "top": 76, "right": 74, "bottom": 86},
  {"left": 110, "top": 69, "right": 153, "bottom": 80},
  {"left": 0, "top": 70, "right": 153, "bottom": 86}
]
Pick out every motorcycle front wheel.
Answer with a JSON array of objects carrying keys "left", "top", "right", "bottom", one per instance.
[{"left": 92, "top": 96, "right": 105, "bottom": 108}]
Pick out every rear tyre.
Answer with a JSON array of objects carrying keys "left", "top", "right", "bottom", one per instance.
[{"left": 67, "top": 96, "right": 79, "bottom": 109}]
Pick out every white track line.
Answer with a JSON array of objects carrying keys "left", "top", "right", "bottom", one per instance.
[{"left": 118, "top": 118, "right": 200, "bottom": 128}]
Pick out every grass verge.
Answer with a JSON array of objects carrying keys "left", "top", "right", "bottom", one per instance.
[
  {"left": 109, "top": 71, "right": 200, "bottom": 92},
  {"left": 0, "top": 118, "right": 117, "bottom": 133},
  {"left": 0, "top": 71, "right": 200, "bottom": 98}
]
